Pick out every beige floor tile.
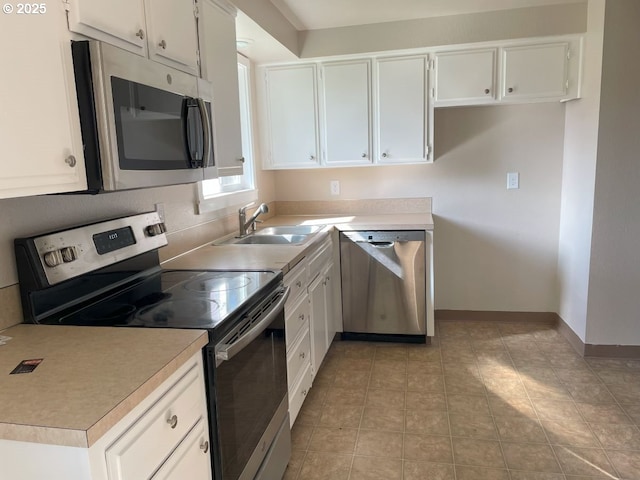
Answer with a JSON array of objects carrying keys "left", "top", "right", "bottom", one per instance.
[
  {"left": 622, "top": 404, "right": 640, "bottom": 424},
  {"left": 283, "top": 449, "right": 306, "bottom": 480},
  {"left": 403, "top": 461, "right": 455, "bottom": 480},
  {"left": 509, "top": 472, "right": 564, "bottom": 480},
  {"left": 324, "top": 386, "right": 367, "bottom": 406},
  {"left": 372, "top": 358, "right": 408, "bottom": 372},
  {"left": 317, "top": 404, "right": 363, "bottom": 429},
  {"left": 471, "top": 338, "right": 507, "bottom": 352},
  {"left": 407, "top": 360, "right": 443, "bottom": 375},
  {"left": 475, "top": 350, "right": 514, "bottom": 365},
  {"left": 541, "top": 417, "right": 599, "bottom": 447},
  {"left": 449, "top": 412, "right": 498, "bottom": 440},
  {"left": 296, "top": 400, "right": 323, "bottom": 426},
  {"left": 553, "top": 367, "right": 599, "bottom": 384},
  {"left": 608, "top": 383, "right": 640, "bottom": 405},
  {"left": 441, "top": 349, "right": 478, "bottom": 364},
  {"left": 553, "top": 445, "right": 617, "bottom": 477},
  {"left": 291, "top": 423, "right": 314, "bottom": 450},
  {"left": 333, "top": 369, "right": 370, "bottom": 389},
  {"left": 533, "top": 398, "right": 583, "bottom": 422},
  {"left": 407, "top": 345, "right": 442, "bottom": 363},
  {"left": 406, "top": 410, "right": 450, "bottom": 435},
  {"left": 374, "top": 345, "right": 408, "bottom": 361},
  {"left": 606, "top": 449, "right": 640, "bottom": 480},
  {"left": 364, "top": 388, "right": 405, "bottom": 409},
  {"left": 589, "top": 423, "right": 640, "bottom": 450},
  {"left": 564, "top": 382, "right": 616, "bottom": 404},
  {"left": 576, "top": 402, "right": 632, "bottom": 425},
  {"left": 355, "top": 430, "right": 403, "bottom": 458},
  {"left": 488, "top": 395, "right": 537, "bottom": 418},
  {"left": 484, "top": 378, "right": 529, "bottom": 399},
  {"left": 444, "top": 375, "right": 486, "bottom": 396},
  {"left": 360, "top": 406, "right": 404, "bottom": 431},
  {"left": 493, "top": 414, "right": 548, "bottom": 443},
  {"left": 407, "top": 372, "right": 445, "bottom": 392},
  {"left": 455, "top": 465, "right": 510, "bottom": 480},
  {"left": 447, "top": 394, "right": 491, "bottom": 415},
  {"left": 452, "top": 438, "right": 505, "bottom": 468},
  {"left": 405, "top": 390, "right": 447, "bottom": 411},
  {"left": 297, "top": 451, "right": 352, "bottom": 480},
  {"left": 334, "top": 357, "right": 373, "bottom": 372},
  {"left": 349, "top": 456, "right": 402, "bottom": 480},
  {"left": 370, "top": 367, "right": 407, "bottom": 390},
  {"left": 522, "top": 379, "right": 572, "bottom": 401},
  {"left": 307, "top": 427, "right": 358, "bottom": 454},
  {"left": 342, "top": 343, "right": 376, "bottom": 359},
  {"left": 502, "top": 442, "right": 562, "bottom": 473},
  {"left": 403, "top": 433, "right": 453, "bottom": 463}
]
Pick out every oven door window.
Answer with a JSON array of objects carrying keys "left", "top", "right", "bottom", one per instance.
[
  {"left": 111, "top": 77, "right": 204, "bottom": 170},
  {"left": 214, "top": 314, "right": 287, "bottom": 480}
]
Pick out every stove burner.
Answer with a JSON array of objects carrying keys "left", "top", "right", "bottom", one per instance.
[
  {"left": 61, "top": 303, "right": 137, "bottom": 326},
  {"left": 184, "top": 273, "right": 253, "bottom": 294},
  {"left": 135, "top": 299, "right": 220, "bottom": 326}
]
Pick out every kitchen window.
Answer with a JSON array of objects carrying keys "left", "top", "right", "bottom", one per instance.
[{"left": 198, "top": 54, "right": 257, "bottom": 214}]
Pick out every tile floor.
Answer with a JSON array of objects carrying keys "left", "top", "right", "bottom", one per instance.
[{"left": 284, "top": 319, "right": 640, "bottom": 480}]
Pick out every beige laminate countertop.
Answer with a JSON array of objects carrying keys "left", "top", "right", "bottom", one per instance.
[
  {"left": 0, "top": 324, "right": 208, "bottom": 448},
  {"left": 163, "top": 213, "right": 433, "bottom": 274}
]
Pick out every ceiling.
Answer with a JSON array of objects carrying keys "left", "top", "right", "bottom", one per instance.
[{"left": 269, "top": 0, "right": 584, "bottom": 30}]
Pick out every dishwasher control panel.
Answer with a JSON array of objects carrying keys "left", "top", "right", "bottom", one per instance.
[{"left": 340, "top": 230, "right": 425, "bottom": 243}]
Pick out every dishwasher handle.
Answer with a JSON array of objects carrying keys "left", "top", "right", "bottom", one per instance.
[
  {"left": 215, "top": 286, "right": 290, "bottom": 365},
  {"left": 369, "top": 241, "right": 395, "bottom": 248}
]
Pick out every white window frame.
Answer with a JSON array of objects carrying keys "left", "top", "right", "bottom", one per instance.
[{"left": 197, "top": 54, "right": 257, "bottom": 216}]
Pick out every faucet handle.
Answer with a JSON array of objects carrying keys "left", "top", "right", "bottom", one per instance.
[{"left": 239, "top": 201, "right": 255, "bottom": 214}]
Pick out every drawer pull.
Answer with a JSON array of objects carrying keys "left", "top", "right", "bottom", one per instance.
[
  {"left": 301, "top": 389, "right": 308, "bottom": 397},
  {"left": 200, "top": 441, "right": 209, "bottom": 454},
  {"left": 296, "top": 280, "right": 302, "bottom": 288},
  {"left": 300, "top": 352, "right": 306, "bottom": 359},
  {"left": 298, "top": 313, "right": 305, "bottom": 321},
  {"left": 167, "top": 415, "right": 178, "bottom": 429}
]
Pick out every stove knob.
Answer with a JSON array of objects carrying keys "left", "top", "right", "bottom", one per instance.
[
  {"left": 145, "top": 223, "right": 166, "bottom": 237},
  {"left": 61, "top": 246, "right": 78, "bottom": 263},
  {"left": 43, "top": 250, "right": 64, "bottom": 268}
]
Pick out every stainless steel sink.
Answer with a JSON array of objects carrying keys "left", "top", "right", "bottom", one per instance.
[
  {"left": 254, "top": 225, "right": 324, "bottom": 236},
  {"left": 227, "top": 234, "right": 310, "bottom": 245}
]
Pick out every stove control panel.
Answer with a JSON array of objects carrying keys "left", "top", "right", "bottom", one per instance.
[{"left": 23, "top": 212, "right": 168, "bottom": 286}]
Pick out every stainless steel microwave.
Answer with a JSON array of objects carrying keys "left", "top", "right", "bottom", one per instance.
[{"left": 71, "top": 40, "right": 215, "bottom": 193}]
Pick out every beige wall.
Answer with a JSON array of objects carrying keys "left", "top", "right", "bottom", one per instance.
[
  {"left": 586, "top": 0, "right": 640, "bottom": 345},
  {"left": 298, "top": 3, "right": 587, "bottom": 58},
  {"left": 557, "top": 0, "right": 605, "bottom": 342},
  {"left": 274, "top": 103, "right": 566, "bottom": 312}
]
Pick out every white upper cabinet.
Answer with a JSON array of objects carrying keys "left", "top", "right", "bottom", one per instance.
[
  {"left": 0, "top": 2, "right": 87, "bottom": 199},
  {"left": 434, "top": 49, "right": 497, "bottom": 106},
  {"left": 144, "top": 0, "right": 199, "bottom": 74},
  {"left": 375, "top": 56, "right": 432, "bottom": 163},
  {"left": 501, "top": 42, "right": 569, "bottom": 101},
  {"left": 260, "top": 65, "right": 320, "bottom": 169},
  {"left": 67, "top": 0, "right": 147, "bottom": 56},
  {"left": 199, "top": 0, "right": 244, "bottom": 176},
  {"left": 320, "top": 60, "right": 372, "bottom": 166},
  {"left": 67, "top": 0, "right": 199, "bottom": 74}
]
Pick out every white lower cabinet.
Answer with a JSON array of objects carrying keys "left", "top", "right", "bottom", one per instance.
[
  {"left": 0, "top": 352, "right": 211, "bottom": 480},
  {"left": 284, "top": 234, "right": 340, "bottom": 426}
]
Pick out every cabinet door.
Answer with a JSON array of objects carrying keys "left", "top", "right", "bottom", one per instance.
[
  {"left": 67, "top": 0, "right": 147, "bottom": 56},
  {"left": 375, "top": 56, "right": 431, "bottom": 163},
  {"left": 199, "top": 0, "right": 244, "bottom": 177},
  {"left": 150, "top": 419, "right": 211, "bottom": 480},
  {"left": 262, "top": 65, "right": 320, "bottom": 169},
  {"left": 145, "top": 0, "right": 199, "bottom": 74},
  {"left": 0, "top": 2, "right": 87, "bottom": 199},
  {"left": 323, "top": 262, "right": 338, "bottom": 350},
  {"left": 320, "top": 60, "right": 372, "bottom": 166},
  {"left": 308, "top": 272, "right": 326, "bottom": 377},
  {"left": 501, "top": 43, "right": 569, "bottom": 101},
  {"left": 435, "top": 49, "right": 496, "bottom": 105}
]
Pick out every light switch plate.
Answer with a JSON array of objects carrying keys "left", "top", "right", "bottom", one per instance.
[
  {"left": 507, "top": 172, "right": 519, "bottom": 190},
  {"left": 330, "top": 180, "right": 340, "bottom": 196}
]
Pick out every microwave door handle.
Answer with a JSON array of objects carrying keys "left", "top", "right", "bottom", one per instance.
[
  {"left": 181, "top": 98, "right": 195, "bottom": 167},
  {"left": 215, "top": 287, "right": 290, "bottom": 366},
  {"left": 197, "top": 98, "right": 212, "bottom": 168}
]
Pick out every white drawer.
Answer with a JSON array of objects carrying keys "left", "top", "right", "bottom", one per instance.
[
  {"left": 287, "top": 327, "right": 311, "bottom": 390},
  {"left": 288, "top": 363, "right": 313, "bottom": 427},
  {"left": 284, "top": 259, "right": 309, "bottom": 308},
  {"left": 285, "top": 292, "right": 310, "bottom": 348},
  {"left": 106, "top": 364, "right": 206, "bottom": 480},
  {"left": 151, "top": 418, "right": 211, "bottom": 480},
  {"left": 308, "top": 238, "right": 333, "bottom": 282}
]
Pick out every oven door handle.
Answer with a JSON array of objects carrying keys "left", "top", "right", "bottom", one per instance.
[{"left": 215, "top": 286, "right": 290, "bottom": 365}]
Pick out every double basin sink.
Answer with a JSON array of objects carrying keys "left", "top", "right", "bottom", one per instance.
[{"left": 221, "top": 225, "right": 325, "bottom": 246}]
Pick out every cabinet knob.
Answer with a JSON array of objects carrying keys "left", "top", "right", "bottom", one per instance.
[
  {"left": 135, "top": 29, "right": 145, "bottom": 40},
  {"left": 301, "top": 389, "right": 308, "bottom": 397},
  {"left": 200, "top": 441, "right": 209, "bottom": 454},
  {"left": 238, "top": 157, "right": 245, "bottom": 163},
  {"left": 166, "top": 414, "right": 178, "bottom": 429},
  {"left": 298, "top": 313, "right": 305, "bottom": 321},
  {"left": 508, "top": 87, "right": 514, "bottom": 93},
  {"left": 309, "top": 155, "right": 315, "bottom": 161},
  {"left": 300, "top": 352, "right": 306, "bottom": 359},
  {"left": 382, "top": 152, "right": 388, "bottom": 158},
  {"left": 65, "top": 155, "right": 76, "bottom": 167},
  {"left": 158, "top": 39, "right": 167, "bottom": 49},
  {"left": 361, "top": 153, "right": 367, "bottom": 158},
  {"left": 296, "top": 280, "right": 302, "bottom": 288},
  {"left": 484, "top": 88, "right": 490, "bottom": 94}
]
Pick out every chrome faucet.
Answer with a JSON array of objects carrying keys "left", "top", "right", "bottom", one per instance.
[{"left": 238, "top": 202, "right": 269, "bottom": 237}]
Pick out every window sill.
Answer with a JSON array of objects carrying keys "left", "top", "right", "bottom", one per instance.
[{"left": 196, "top": 188, "right": 258, "bottom": 218}]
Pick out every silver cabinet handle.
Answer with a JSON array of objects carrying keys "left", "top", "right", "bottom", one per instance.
[
  {"left": 65, "top": 155, "right": 76, "bottom": 167},
  {"left": 167, "top": 415, "right": 178, "bottom": 429},
  {"left": 200, "top": 441, "right": 209, "bottom": 454},
  {"left": 158, "top": 39, "right": 167, "bottom": 49},
  {"left": 135, "top": 29, "right": 145, "bottom": 40}
]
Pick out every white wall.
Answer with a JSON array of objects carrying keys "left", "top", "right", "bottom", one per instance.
[
  {"left": 585, "top": 0, "right": 640, "bottom": 345},
  {"left": 556, "top": 0, "right": 605, "bottom": 342},
  {"left": 275, "top": 103, "right": 566, "bottom": 312}
]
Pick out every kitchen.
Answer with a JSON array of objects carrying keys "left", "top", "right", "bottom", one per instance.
[{"left": 1, "top": 0, "right": 640, "bottom": 479}]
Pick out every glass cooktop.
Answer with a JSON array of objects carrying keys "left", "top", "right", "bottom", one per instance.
[{"left": 46, "top": 269, "right": 280, "bottom": 330}]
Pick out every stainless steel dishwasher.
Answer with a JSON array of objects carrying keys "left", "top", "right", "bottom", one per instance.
[{"left": 340, "top": 230, "right": 427, "bottom": 343}]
